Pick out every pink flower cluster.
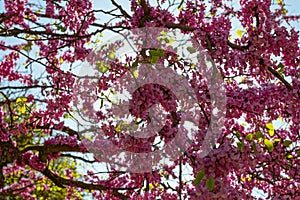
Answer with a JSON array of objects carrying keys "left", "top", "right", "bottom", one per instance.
[
  {"left": 22, "top": 152, "right": 46, "bottom": 171},
  {"left": 44, "top": 135, "right": 78, "bottom": 147}
]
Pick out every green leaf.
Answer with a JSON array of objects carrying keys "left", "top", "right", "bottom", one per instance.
[
  {"left": 264, "top": 139, "right": 274, "bottom": 151},
  {"left": 22, "top": 43, "right": 32, "bottom": 52},
  {"left": 132, "top": 60, "right": 138, "bottom": 69},
  {"left": 281, "top": 9, "right": 288, "bottom": 15},
  {"left": 206, "top": 178, "right": 215, "bottom": 191},
  {"left": 246, "top": 133, "right": 253, "bottom": 141},
  {"left": 96, "top": 61, "right": 110, "bottom": 73},
  {"left": 187, "top": 46, "right": 196, "bottom": 54},
  {"left": 156, "top": 49, "right": 164, "bottom": 57},
  {"left": 149, "top": 56, "right": 159, "bottom": 64},
  {"left": 131, "top": 60, "right": 139, "bottom": 78},
  {"left": 278, "top": 63, "right": 284, "bottom": 74},
  {"left": 149, "top": 49, "right": 164, "bottom": 57},
  {"left": 60, "top": 26, "right": 67, "bottom": 32},
  {"left": 282, "top": 140, "right": 292, "bottom": 147},
  {"left": 54, "top": 23, "right": 67, "bottom": 32},
  {"left": 251, "top": 141, "right": 257, "bottom": 154},
  {"left": 149, "top": 49, "right": 164, "bottom": 64},
  {"left": 193, "top": 169, "right": 205, "bottom": 186},
  {"left": 237, "top": 141, "right": 244, "bottom": 152},
  {"left": 255, "top": 131, "right": 264, "bottom": 139}
]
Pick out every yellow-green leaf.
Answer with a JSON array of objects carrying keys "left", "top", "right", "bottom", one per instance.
[
  {"left": 177, "top": 0, "right": 184, "bottom": 11},
  {"left": 264, "top": 139, "right": 274, "bottom": 151},
  {"left": 149, "top": 183, "right": 153, "bottom": 190},
  {"left": 246, "top": 133, "right": 253, "bottom": 141},
  {"left": 16, "top": 97, "right": 27, "bottom": 103},
  {"left": 20, "top": 105, "right": 26, "bottom": 114},
  {"left": 268, "top": 129, "right": 274, "bottom": 137},
  {"left": 132, "top": 69, "right": 138, "bottom": 78},
  {"left": 266, "top": 123, "right": 275, "bottom": 137},
  {"left": 241, "top": 176, "right": 246, "bottom": 182},
  {"left": 237, "top": 29, "right": 243, "bottom": 38},
  {"left": 96, "top": 61, "right": 110, "bottom": 73},
  {"left": 82, "top": 133, "right": 93, "bottom": 140},
  {"left": 108, "top": 52, "right": 115, "bottom": 60},
  {"left": 160, "top": 30, "right": 167, "bottom": 36},
  {"left": 266, "top": 123, "right": 274, "bottom": 130},
  {"left": 281, "top": 9, "right": 287, "bottom": 15},
  {"left": 274, "top": 138, "right": 281, "bottom": 146},
  {"left": 278, "top": 116, "right": 284, "bottom": 121},
  {"left": 167, "top": 38, "right": 174, "bottom": 45},
  {"left": 116, "top": 125, "right": 121, "bottom": 132}
]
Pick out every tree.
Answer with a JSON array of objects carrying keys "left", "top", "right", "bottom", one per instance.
[{"left": 0, "top": 0, "right": 299, "bottom": 199}]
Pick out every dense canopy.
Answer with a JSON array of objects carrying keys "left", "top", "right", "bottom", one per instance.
[{"left": 0, "top": 0, "right": 299, "bottom": 199}]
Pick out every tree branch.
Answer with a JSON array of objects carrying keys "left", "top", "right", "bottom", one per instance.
[
  {"left": 111, "top": 0, "right": 131, "bottom": 19},
  {"left": 21, "top": 144, "right": 81, "bottom": 154},
  {"left": 41, "top": 167, "right": 134, "bottom": 199}
]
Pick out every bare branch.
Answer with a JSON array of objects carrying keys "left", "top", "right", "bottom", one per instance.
[{"left": 111, "top": 0, "right": 131, "bottom": 19}]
